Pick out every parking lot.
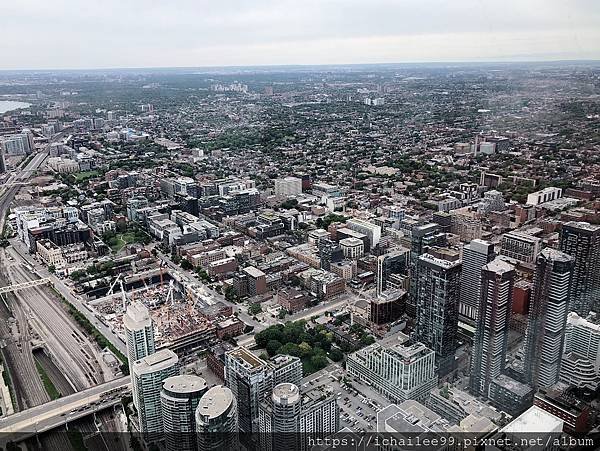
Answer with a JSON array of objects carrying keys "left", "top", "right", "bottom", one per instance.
[{"left": 300, "top": 363, "right": 391, "bottom": 433}]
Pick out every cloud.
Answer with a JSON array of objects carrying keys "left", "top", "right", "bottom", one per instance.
[{"left": 0, "top": 0, "right": 598, "bottom": 69}]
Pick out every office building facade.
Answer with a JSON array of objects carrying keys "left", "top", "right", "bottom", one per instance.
[
  {"left": 524, "top": 249, "right": 573, "bottom": 388},
  {"left": 274, "top": 177, "right": 303, "bottom": 196},
  {"left": 500, "top": 231, "right": 541, "bottom": 265},
  {"left": 346, "top": 218, "right": 381, "bottom": 250},
  {"left": 559, "top": 312, "right": 600, "bottom": 391},
  {"left": 415, "top": 248, "right": 462, "bottom": 377},
  {"left": 559, "top": 222, "right": 600, "bottom": 316},
  {"left": 346, "top": 342, "right": 436, "bottom": 403},
  {"left": 469, "top": 259, "right": 515, "bottom": 398},
  {"left": 459, "top": 239, "right": 495, "bottom": 324}
]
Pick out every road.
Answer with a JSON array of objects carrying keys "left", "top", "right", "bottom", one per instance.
[
  {"left": 3, "top": 246, "right": 106, "bottom": 390},
  {"left": 0, "top": 260, "right": 50, "bottom": 410},
  {"left": 0, "top": 128, "right": 106, "bottom": 413},
  {"left": 0, "top": 151, "right": 48, "bottom": 235},
  {"left": 11, "top": 240, "right": 127, "bottom": 355},
  {"left": 0, "top": 376, "right": 130, "bottom": 443},
  {"left": 0, "top": 148, "right": 56, "bottom": 411}
]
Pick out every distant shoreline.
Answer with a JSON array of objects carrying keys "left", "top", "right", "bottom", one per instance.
[
  {"left": 1, "top": 59, "right": 600, "bottom": 74},
  {"left": 0, "top": 100, "right": 31, "bottom": 114}
]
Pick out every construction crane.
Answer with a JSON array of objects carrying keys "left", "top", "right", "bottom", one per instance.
[
  {"left": 106, "top": 274, "right": 122, "bottom": 297},
  {"left": 159, "top": 260, "right": 166, "bottom": 287},
  {"left": 119, "top": 279, "right": 128, "bottom": 313},
  {"left": 165, "top": 280, "right": 175, "bottom": 307}
]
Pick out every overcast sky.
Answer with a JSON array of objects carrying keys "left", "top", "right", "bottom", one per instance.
[{"left": 1, "top": 0, "right": 599, "bottom": 70}]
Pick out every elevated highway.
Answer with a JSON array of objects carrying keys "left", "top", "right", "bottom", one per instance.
[{"left": 0, "top": 376, "right": 130, "bottom": 444}]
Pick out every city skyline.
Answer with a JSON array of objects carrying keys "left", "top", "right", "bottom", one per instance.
[{"left": 0, "top": 4, "right": 599, "bottom": 446}]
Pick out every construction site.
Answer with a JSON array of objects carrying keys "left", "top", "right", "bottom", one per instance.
[{"left": 88, "top": 264, "right": 222, "bottom": 355}]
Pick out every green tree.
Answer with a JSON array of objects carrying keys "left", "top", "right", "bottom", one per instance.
[
  {"left": 310, "top": 354, "right": 328, "bottom": 371},
  {"left": 266, "top": 340, "right": 283, "bottom": 356},
  {"left": 298, "top": 342, "right": 313, "bottom": 357},
  {"left": 328, "top": 348, "right": 343, "bottom": 362},
  {"left": 248, "top": 303, "right": 262, "bottom": 316}
]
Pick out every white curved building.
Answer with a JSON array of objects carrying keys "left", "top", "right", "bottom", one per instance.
[
  {"left": 195, "top": 385, "right": 238, "bottom": 451},
  {"left": 124, "top": 301, "right": 155, "bottom": 380},
  {"left": 160, "top": 375, "right": 208, "bottom": 451}
]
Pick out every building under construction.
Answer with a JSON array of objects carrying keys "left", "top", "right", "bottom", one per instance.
[{"left": 93, "top": 269, "right": 221, "bottom": 355}]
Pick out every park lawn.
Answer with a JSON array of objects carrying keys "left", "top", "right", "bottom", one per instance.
[
  {"left": 73, "top": 170, "right": 100, "bottom": 181},
  {"left": 110, "top": 232, "right": 136, "bottom": 253}
]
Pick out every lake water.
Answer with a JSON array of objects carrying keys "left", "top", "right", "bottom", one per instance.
[{"left": 0, "top": 100, "right": 31, "bottom": 114}]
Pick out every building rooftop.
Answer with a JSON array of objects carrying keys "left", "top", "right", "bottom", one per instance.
[
  {"left": 418, "top": 251, "right": 461, "bottom": 270},
  {"left": 197, "top": 385, "right": 234, "bottom": 420},
  {"left": 162, "top": 375, "right": 207, "bottom": 395},
  {"left": 539, "top": 248, "right": 573, "bottom": 263},
  {"left": 484, "top": 258, "right": 514, "bottom": 275},
  {"left": 503, "top": 231, "right": 542, "bottom": 242},
  {"left": 564, "top": 221, "right": 600, "bottom": 232},
  {"left": 378, "top": 400, "right": 451, "bottom": 434},
  {"left": 492, "top": 374, "right": 533, "bottom": 397},
  {"left": 133, "top": 349, "right": 178, "bottom": 375},
  {"left": 339, "top": 237, "right": 364, "bottom": 246},
  {"left": 228, "top": 346, "right": 267, "bottom": 369},
  {"left": 336, "top": 228, "right": 367, "bottom": 239},
  {"left": 272, "top": 383, "right": 301, "bottom": 404},
  {"left": 501, "top": 406, "right": 563, "bottom": 434},
  {"left": 567, "top": 311, "right": 600, "bottom": 330},
  {"left": 242, "top": 266, "right": 266, "bottom": 278},
  {"left": 123, "top": 301, "right": 152, "bottom": 330}
]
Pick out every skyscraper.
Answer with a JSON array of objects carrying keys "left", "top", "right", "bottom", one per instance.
[
  {"left": 415, "top": 248, "right": 462, "bottom": 377},
  {"left": 559, "top": 222, "right": 600, "bottom": 316},
  {"left": 124, "top": 301, "right": 156, "bottom": 379},
  {"left": 160, "top": 375, "right": 208, "bottom": 451},
  {"left": 469, "top": 259, "right": 515, "bottom": 398},
  {"left": 259, "top": 383, "right": 302, "bottom": 451},
  {"left": 500, "top": 231, "right": 541, "bottom": 265},
  {"left": 408, "top": 223, "right": 446, "bottom": 317},
  {"left": 259, "top": 383, "right": 339, "bottom": 451},
  {"left": 524, "top": 249, "right": 574, "bottom": 388},
  {"left": 195, "top": 385, "right": 238, "bottom": 451},
  {"left": 132, "top": 349, "right": 180, "bottom": 442},
  {"left": 225, "top": 347, "right": 302, "bottom": 434},
  {"left": 459, "top": 239, "right": 495, "bottom": 324}
]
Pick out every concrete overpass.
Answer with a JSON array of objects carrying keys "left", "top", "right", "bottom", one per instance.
[
  {"left": 0, "top": 278, "right": 51, "bottom": 295},
  {"left": 0, "top": 377, "right": 130, "bottom": 444}
]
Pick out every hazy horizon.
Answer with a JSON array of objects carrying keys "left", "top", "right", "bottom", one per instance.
[
  {"left": 2, "top": 0, "right": 599, "bottom": 71},
  {"left": 2, "top": 58, "right": 600, "bottom": 74}
]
